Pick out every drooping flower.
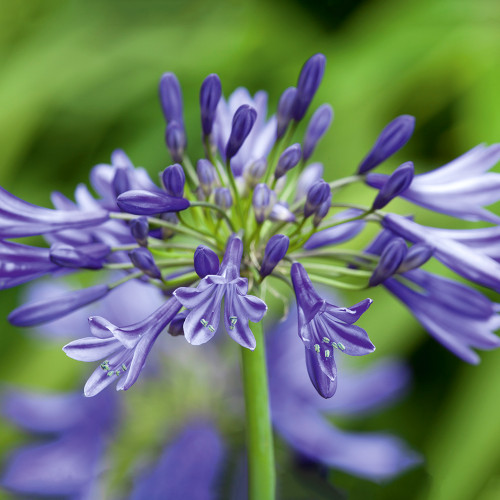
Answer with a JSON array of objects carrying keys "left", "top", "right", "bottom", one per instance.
[
  {"left": 291, "top": 262, "right": 374, "bottom": 398},
  {"left": 367, "top": 144, "right": 500, "bottom": 223},
  {"left": 63, "top": 297, "right": 182, "bottom": 396},
  {"left": 174, "top": 237, "right": 267, "bottom": 349},
  {"left": 267, "top": 311, "right": 421, "bottom": 482}
]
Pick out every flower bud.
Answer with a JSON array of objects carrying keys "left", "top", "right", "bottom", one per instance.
[
  {"left": 214, "top": 187, "right": 232, "bottom": 212},
  {"left": 159, "top": 72, "right": 183, "bottom": 125},
  {"left": 293, "top": 54, "right": 326, "bottom": 121},
  {"left": 196, "top": 159, "right": 218, "bottom": 197},
  {"left": 225, "top": 105, "right": 257, "bottom": 161},
  {"left": 276, "top": 87, "right": 297, "bottom": 139},
  {"left": 294, "top": 162, "right": 324, "bottom": 201},
  {"left": 274, "top": 143, "right": 302, "bottom": 180},
  {"left": 313, "top": 192, "right": 331, "bottom": 227},
  {"left": 117, "top": 190, "right": 189, "bottom": 215},
  {"left": 371, "top": 161, "right": 414, "bottom": 210},
  {"left": 304, "top": 179, "right": 330, "bottom": 218},
  {"left": 130, "top": 217, "right": 149, "bottom": 246},
  {"left": 194, "top": 245, "right": 220, "bottom": 278},
  {"left": 49, "top": 243, "right": 110, "bottom": 270},
  {"left": 252, "top": 184, "right": 276, "bottom": 223},
  {"left": 168, "top": 310, "right": 188, "bottom": 336},
  {"left": 358, "top": 115, "right": 415, "bottom": 174},
  {"left": 398, "top": 243, "right": 433, "bottom": 273},
  {"left": 162, "top": 164, "right": 186, "bottom": 198},
  {"left": 165, "top": 121, "right": 186, "bottom": 163},
  {"left": 269, "top": 201, "right": 295, "bottom": 222},
  {"left": 200, "top": 74, "right": 222, "bottom": 136},
  {"left": 303, "top": 104, "right": 333, "bottom": 161},
  {"left": 112, "top": 168, "right": 130, "bottom": 198},
  {"left": 129, "top": 248, "right": 162, "bottom": 280},
  {"left": 260, "top": 234, "right": 290, "bottom": 277},
  {"left": 369, "top": 238, "right": 407, "bottom": 287},
  {"left": 243, "top": 158, "right": 267, "bottom": 188}
]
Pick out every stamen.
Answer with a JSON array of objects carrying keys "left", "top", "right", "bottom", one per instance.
[
  {"left": 100, "top": 360, "right": 110, "bottom": 371},
  {"left": 331, "top": 341, "right": 338, "bottom": 349},
  {"left": 322, "top": 337, "right": 330, "bottom": 343},
  {"left": 107, "top": 371, "right": 115, "bottom": 377},
  {"left": 324, "top": 349, "right": 330, "bottom": 358},
  {"left": 200, "top": 319, "right": 208, "bottom": 327},
  {"left": 121, "top": 364, "right": 128, "bottom": 371},
  {"left": 314, "top": 343, "right": 320, "bottom": 353},
  {"left": 208, "top": 324, "right": 216, "bottom": 332},
  {"left": 229, "top": 316, "right": 238, "bottom": 330},
  {"left": 337, "top": 342, "right": 346, "bottom": 351}
]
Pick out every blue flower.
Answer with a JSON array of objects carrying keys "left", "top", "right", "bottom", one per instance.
[
  {"left": 63, "top": 297, "right": 182, "bottom": 396},
  {"left": 267, "top": 312, "right": 421, "bottom": 482},
  {"left": 291, "top": 262, "right": 374, "bottom": 398},
  {"left": 174, "top": 237, "right": 267, "bottom": 349},
  {"left": 367, "top": 144, "right": 500, "bottom": 223}
]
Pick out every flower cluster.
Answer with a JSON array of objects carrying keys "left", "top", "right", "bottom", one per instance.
[{"left": 1, "top": 53, "right": 500, "bottom": 406}]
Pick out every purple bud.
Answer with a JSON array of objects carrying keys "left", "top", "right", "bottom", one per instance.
[
  {"left": 293, "top": 54, "right": 326, "bottom": 121},
  {"left": 214, "top": 187, "right": 232, "bottom": 211},
  {"left": 117, "top": 190, "right": 189, "bottom": 215},
  {"left": 371, "top": 161, "right": 414, "bottom": 210},
  {"left": 252, "top": 184, "right": 276, "bottom": 223},
  {"left": 274, "top": 143, "right": 302, "bottom": 179},
  {"left": 49, "top": 243, "right": 110, "bottom": 270},
  {"left": 130, "top": 217, "right": 149, "bottom": 246},
  {"left": 165, "top": 121, "right": 186, "bottom": 163},
  {"left": 200, "top": 74, "right": 222, "bottom": 136},
  {"left": 358, "top": 115, "right": 415, "bottom": 174},
  {"left": 197, "top": 159, "right": 218, "bottom": 197},
  {"left": 303, "top": 104, "right": 333, "bottom": 161},
  {"left": 313, "top": 192, "right": 331, "bottom": 227},
  {"left": 162, "top": 164, "right": 186, "bottom": 198},
  {"left": 8, "top": 284, "right": 109, "bottom": 327},
  {"left": 112, "top": 168, "right": 131, "bottom": 198},
  {"left": 225, "top": 105, "right": 257, "bottom": 160},
  {"left": 194, "top": 245, "right": 220, "bottom": 278},
  {"left": 277, "top": 87, "right": 298, "bottom": 139},
  {"left": 369, "top": 238, "right": 407, "bottom": 287},
  {"left": 159, "top": 72, "right": 183, "bottom": 125},
  {"left": 304, "top": 179, "right": 330, "bottom": 218},
  {"left": 398, "top": 243, "right": 433, "bottom": 273},
  {"left": 269, "top": 201, "right": 295, "bottom": 223},
  {"left": 243, "top": 159, "right": 267, "bottom": 188},
  {"left": 129, "top": 248, "right": 162, "bottom": 280},
  {"left": 168, "top": 310, "right": 188, "bottom": 336},
  {"left": 294, "top": 162, "right": 324, "bottom": 201},
  {"left": 260, "top": 234, "right": 290, "bottom": 277}
]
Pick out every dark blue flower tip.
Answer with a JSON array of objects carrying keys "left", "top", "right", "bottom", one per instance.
[
  {"left": 112, "top": 168, "right": 131, "bottom": 198},
  {"left": 162, "top": 164, "right": 186, "bottom": 198},
  {"left": 196, "top": 159, "right": 218, "bottom": 197},
  {"left": 304, "top": 179, "right": 330, "bottom": 218},
  {"left": 358, "top": 115, "right": 416, "bottom": 174},
  {"left": 165, "top": 121, "right": 187, "bottom": 163},
  {"left": 194, "top": 245, "right": 220, "bottom": 278},
  {"left": 49, "top": 243, "right": 110, "bottom": 270},
  {"left": 369, "top": 237, "right": 408, "bottom": 287},
  {"left": 243, "top": 158, "right": 267, "bottom": 187},
  {"left": 274, "top": 143, "right": 302, "bottom": 180},
  {"left": 117, "top": 189, "right": 189, "bottom": 215},
  {"left": 159, "top": 72, "right": 184, "bottom": 125},
  {"left": 303, "top": 104, "right": 333, "bottom": 161},
  {"left": 168, "top": 310, "right": 188, "bottom": 336},
  {"left": 225, "top": 105, "right": 257, "bottom": 161},
  {"left": 313, "top": 192, "right": 332, "bottom": 227},
  {"left": 129, "top": 248, "right": 162, "bottom": 280},
  {"left": 398, "top": 243, "right": 433, "bottom": 273},
  {"left": 252, "top": 183, "right": 276, "bottom": 223},
  {"left": 260, "top": 234, "right": 290, "bottom": 278},
  {"left": 130, "top": 216, "right": 149, "bottom": 246},
  {"left": 8, "top": 284, "right": 109, "bottom": 327},
  {"left": 277, "top": 86, "right": 298, "bottom": 139},
  {"left": 371, "top": 161, "right": 414, "bottom": 210},
  {"left": 200, "top": 73, "right": 222, "bottom": 136},
  {"left": 214, "top": 187, "right": 232, "bottom": 211},
  {"left": 293, "top": 53, "right": 327, "bottom": 121}
]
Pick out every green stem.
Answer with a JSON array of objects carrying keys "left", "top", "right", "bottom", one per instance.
[
  {"left": 240, "top": 321, "right": 275, "bottom": 500},
  {"left": 189, "top": 201, "right": 236, "bottom": 232}
]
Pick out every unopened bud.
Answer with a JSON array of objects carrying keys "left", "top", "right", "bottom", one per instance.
[
  {"left": 303, "top": 104, "right": 333, "bottom": 161},
  {"left": 260, "top": 234, "right": 290, "bottom": 277},
  {"left": 274, "top": 144, "right": 302, "bottom": 180},
  {"left": 369, "top": 238, "right": 407, "bottom": 286},
  {"left": 225, "top": 105, "right": 257, "bottom": 160},
  {"left": 200, "top": 74, "right": 222, "bottom": 136},
  {"left": 194, "top": 245, "right": 220, "bottom": 278},
  {"left": 162, "top": 164, "right": 186, "bottom": 198}
]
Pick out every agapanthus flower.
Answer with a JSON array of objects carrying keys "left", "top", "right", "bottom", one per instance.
[
  {"left": 174, "top": 237, "right": 267, "bottom": 349},
  {"left": 291, "top": 262, "right": 374, "bottom": 398}
]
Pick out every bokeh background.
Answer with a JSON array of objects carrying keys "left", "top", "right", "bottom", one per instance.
[{"left": 1, "top": 0, "right": 500, "bottom": 498}]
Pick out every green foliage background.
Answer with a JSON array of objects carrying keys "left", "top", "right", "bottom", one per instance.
[{"left": 1, "top": 0, "right": 500, "bottom": 498}]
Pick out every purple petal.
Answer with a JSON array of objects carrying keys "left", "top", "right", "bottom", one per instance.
[{"left": 63, "top": 336, "right": 122, "bottom": 362}]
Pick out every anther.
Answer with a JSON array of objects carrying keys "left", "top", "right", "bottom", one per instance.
[
  {"left": 325, "top": 349, "right": 330, "bottom": 358},
  {"left": 337, "top": 342, "right": 346, "bottom": 351},
  {"left": 322, "top": 337, "right": 330, "bottom": 343},
  {"left": 314, "top": 344, "right": 320, "bottom": 353}
]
